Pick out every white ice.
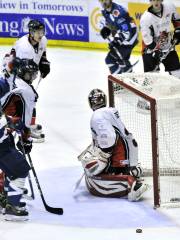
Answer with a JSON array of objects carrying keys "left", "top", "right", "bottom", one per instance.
[{"left": 0, "top": 46, "right": 180, "bottom": 240}]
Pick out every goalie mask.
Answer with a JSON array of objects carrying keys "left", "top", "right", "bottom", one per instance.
[
  {"left": 88, "top": 89, "right": 107, "bottom": 111},
  {"left": 15, "top": 58, "right": 38, "bottom": 84}
]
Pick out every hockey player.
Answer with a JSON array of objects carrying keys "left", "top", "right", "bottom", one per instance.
[
  {"left": 140, "top": 0, "right": 180, "bottom": 77},
  {"left": 99, "top": 0, "right": 138, "bottom": 74},
  {"left": 11, "top": 19, "right": 50, "bottom": 142},
  {"left": 0, "top": 57, "right": 38, "bottom": 221},
  {"left": 78, "top": 89, "right": 149, "bottom": 200}
]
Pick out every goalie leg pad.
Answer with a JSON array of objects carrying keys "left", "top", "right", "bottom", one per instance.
[{"left": 128, "top": 181, "right": 150, "bottom": 201}]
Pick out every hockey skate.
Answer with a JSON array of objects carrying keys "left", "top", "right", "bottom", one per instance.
[
  {"left": 0, "top": 192, "right": 7, "bottom": 213},
  {"left": 3, "top": 202, "right": 29, "bottom": 221},
  {"left": 21, "top": 188, "right": 34, "bottom": 201},
  {"left": 128, "top": 181, "right": 150, "bottom": 201},
  {"left": 30, "top": 124, "right": 45, "bottom": 143}
]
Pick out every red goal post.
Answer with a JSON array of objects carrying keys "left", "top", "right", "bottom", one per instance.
[{"left": 108, "top": 73, "right": 180, "bottom": 208}]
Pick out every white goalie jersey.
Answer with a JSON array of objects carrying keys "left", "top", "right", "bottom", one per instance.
[
  {"left": 90, "top": 107, "right": 127, "bottom": 149},
  {"left": 12, "top": 35, "right": 47, "bottom": 65},
  {"left": 140, "top": 2, "right": 180, "bottom": 52}
]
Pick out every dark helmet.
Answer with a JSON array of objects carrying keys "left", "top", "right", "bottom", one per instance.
[
  {"left": 88, "top": 89, "right": 107, "bottom": 111},
  {"left": 28, "top": 19, "right": 45, "bottom": 34},
  {"left": 14, "top": 58, "right": 38, "bottom": 83}
]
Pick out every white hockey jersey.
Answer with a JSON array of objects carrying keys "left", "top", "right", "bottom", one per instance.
[
  {"left": 1, "top": 78, "right": 38, "bottom": 128},
  {"left": 140, "top": 2, "right": 180, "bottom": 52},
  {"left": 90, "top": 107, "right": 127, "bottom": 149},
  {"left": 13, "top": 35, "right": 47, "bottom": 64}
]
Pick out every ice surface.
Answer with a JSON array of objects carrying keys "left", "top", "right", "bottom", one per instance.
[{"left": 0, "top": 46, "right": 180, "bottom": 240}]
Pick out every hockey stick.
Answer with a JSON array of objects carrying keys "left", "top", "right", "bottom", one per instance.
[
  {"left": 18, "top": 134, "right": 63, "bottom": 215},
  {"left": 35, "top": 75, "right": 42, "bottom": 91},
  {"left": 107, "top": 36, "right": 139, "bottom": 72},
  {"left": 26, "top": 153, "right": 63, "bottom": 215},
  {"left": 27, "top": 172, "right": 35, "bottom": 200}
]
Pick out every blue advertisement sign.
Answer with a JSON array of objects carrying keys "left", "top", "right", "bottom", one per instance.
[{"left": 0, "top": 13, "right": 89, "bottom": 42}]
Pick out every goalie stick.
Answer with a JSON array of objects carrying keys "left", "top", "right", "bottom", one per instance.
[{"left": 18, "top": 133, "right": 63, "bottom": 215}]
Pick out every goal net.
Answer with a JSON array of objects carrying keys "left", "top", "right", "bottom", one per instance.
[{"left": 108, "top": 73, "right": 180, "bottom": 208}]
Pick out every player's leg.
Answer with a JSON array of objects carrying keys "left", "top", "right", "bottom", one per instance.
[
  {"left": 0, "top": 147, "right": 30, "bottom": 221},
  {"left": 105, "top": 49, "right": 126, "bottom": 74},
  {"left": 163, "top": 50, "right": 180, "bottom": 78}
]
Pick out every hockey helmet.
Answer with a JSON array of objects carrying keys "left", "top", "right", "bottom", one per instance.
[
  {"left": 28, "top": 19, "right": 45, "bottom": 34},
  {"left": 99, "top": 0, "right": 112, "bottom": 9},
  {"left": 88, "top": 89, "right": 107, "bottom": 111},
  {"left": 15, "top": 58, "right": 38, "bottom": 83}
]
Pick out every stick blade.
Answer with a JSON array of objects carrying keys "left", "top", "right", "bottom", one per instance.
[{"left": 45, "top": 205, "right": 63, "bottom": 215}]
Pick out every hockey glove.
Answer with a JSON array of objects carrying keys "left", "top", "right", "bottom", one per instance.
[
  {"left": 100, "top": 26, "right": 111, "bottom": 39},
  {"left": 173, "top": 28, "right": 180, "bottom": 45},
  {"left": 39, "top": 58, "right": 50, "bottom": 78},
  {"left": 129, "top": 165, "right": 142, "bottom": 178},
  {"left": 152, "top": 49, "right": 163, "bottom": 63},
  {"left": 16, "top": 137, "right": 33, "bottom": 154}
]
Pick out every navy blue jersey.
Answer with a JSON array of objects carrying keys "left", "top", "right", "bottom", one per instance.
[
  {"left": 102, "top": 2, "right": 137, "bottom": 45},
  {"left": 0, "top": 77, "right": 9, "bottom": 99}
]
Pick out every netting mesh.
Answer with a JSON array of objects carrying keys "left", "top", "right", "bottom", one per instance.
[{"left": 110, "top": 73, "right": 180, "bottom": 206}]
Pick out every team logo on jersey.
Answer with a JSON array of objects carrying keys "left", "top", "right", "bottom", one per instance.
[{"left": 112, "top": 9, "right": 120, "bottom": 17}]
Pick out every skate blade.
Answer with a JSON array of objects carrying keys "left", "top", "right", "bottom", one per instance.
[{"left": 4, "top": 214, "right": 29, "bottom": 222}]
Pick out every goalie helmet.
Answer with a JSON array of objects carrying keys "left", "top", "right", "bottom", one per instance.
[
  {"left": 28, "top": 19, "right": 45, "bottom": 35},
  {"left": 88, "top": 89, "right": 107, "bottom": 111},
  {"left": 15, "top": 58, "right": 38, "bottom": 84}
]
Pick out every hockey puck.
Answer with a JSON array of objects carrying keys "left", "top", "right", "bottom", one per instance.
[{"left": 136, "top": 228, "right": 142, "bottom": 233}]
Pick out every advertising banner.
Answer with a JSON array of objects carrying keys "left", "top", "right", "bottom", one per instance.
[{"left": 0, "top": 0, "right": 89, "bottom": 41}]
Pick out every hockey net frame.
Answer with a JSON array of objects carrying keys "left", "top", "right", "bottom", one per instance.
[{"left": 108, "top": 73, "right": 180, "bottom": 208}]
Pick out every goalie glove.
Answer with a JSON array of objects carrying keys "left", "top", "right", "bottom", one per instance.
[{"left": 78, "top": 144, "right": 111, "bottom": 176}]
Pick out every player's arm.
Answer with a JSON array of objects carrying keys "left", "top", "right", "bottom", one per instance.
[
  {"left": 140, "top": 14, "right": 155, "bottom": 51},
  {"left": 3, "top": 94, "right": 32, "bottom": 153}
]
